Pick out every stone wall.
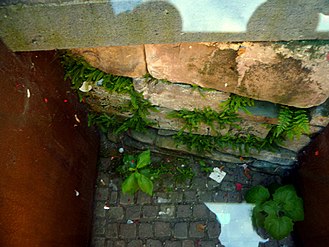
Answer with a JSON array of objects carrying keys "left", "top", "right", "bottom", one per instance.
[
  {"left": 73, "top": 41, "right": 329, "bottom": 108},
  {"left": 65, "top": 41, "right": 329, "bottom": 173},
  {"left": 85, "top": 76, "right": 328, "bottom": 173}
]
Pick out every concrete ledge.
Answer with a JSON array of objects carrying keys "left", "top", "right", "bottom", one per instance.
[{"left": 1, "top": 0, "right": 329, "bottom": 51}]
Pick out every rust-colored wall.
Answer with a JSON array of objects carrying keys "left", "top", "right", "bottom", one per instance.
[
  {"left": 296, "top": 125, "right": 329, "bottom": 247},
  {"left": 0, "top": 41, "right": 99, "bottom": 247}
]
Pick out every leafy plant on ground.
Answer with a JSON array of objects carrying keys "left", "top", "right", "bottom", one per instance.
[
  {"left": 245, "top": 184, "right": 304, "bottom": 240},
  {"left": 118, "top": 150, "right": 154, "bottom": 195}
]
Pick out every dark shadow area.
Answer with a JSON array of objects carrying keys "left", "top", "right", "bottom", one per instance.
[{"left": 295, "top": 124, "right": 329, "bottom": 247}]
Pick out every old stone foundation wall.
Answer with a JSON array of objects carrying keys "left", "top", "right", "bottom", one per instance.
[{"left": 67, "top": 41, "right": 329, "bottom": 174}]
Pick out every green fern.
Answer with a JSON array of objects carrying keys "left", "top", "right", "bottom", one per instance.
[{"left": 61, "top": 52, "right": 156, "bottom": 134}]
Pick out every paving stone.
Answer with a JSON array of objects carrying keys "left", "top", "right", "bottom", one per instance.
[
  {"left": 164, "top": 240, "right": 182, "bottom": 247},
  {"left": 159, "top": 205, "right": 176, "bottom": 218},
  {"left": 182, "top": 240, "right": 194, "bottom": 247},
  {"left": 169, "top": 192, "right": 183, "bottom": 203},
  {"left": 94, "top": 201, "right": 107, "bottom": 217},
  {"left": 220, "top": 181, "right": 236, "bottom": 192},
  {"left": 106, "top": 224, "right": 119, "bottom": 239},
  {"left": 154, "top": 222, "right": 172, "bottom": 238},
  {"left": 189, "top": 222, "right": 205, "bottom": 238},
  {"left": 96, "top": 187, "right": 110, "bottom": 201},
  {"left": 226, "top": 191, "right": 242, "bottom": 202},
  {"left": 146, "top": 239, "right": 162, "bottom": 247},
  {"left": 183, "top": 191, "right": 197, "bottom": 203},
  {"left": 139, "top": 223, "right": 154, "bottom": 239},
  {"left": 174, "top": 222, "right": 188, "bottom": 239},
  {"left": 199, "top": 240, "right": 218, "bottom": 247},
  {"left": 127, "top": 240, "right": 143, "bottom": 247},
  {"left": 206, "top": 179, "right": 221, "bottom": 190},
  {"left": 125, "top": 206, "right": 141, "bottom": 220},
  {"left": 137, "top": 191, "right": 152, "bottom": 204},
  {"left": 107, "top": 207, "right": 124, "bottom": 221},
  {"left": 120, "top": 193, "right": 135, "bottom": 205},
  {"left": 109, "top": 191, "right": 118, "bottom": 204},
  {"left": 113, "top": 241, "right": 126, "bottom": 247},
  {"left": 119, "top": 224, "right": 137, "bottom": 239},
  {"left": 212, "top": 191, "right": 228, "bottom": 202},
  {"left": 93, "top": 218, "right": 106, "bottom": 235},
  {"left": 191, "top": 177, "right": 207, "bottom": 191},
  {"left": 197, "top": 191, "right": 213, "bottom": 202},
  {"left": 176, "top": 205, "right": 192, "bottom": 218},
  {"left": 142, "top": 205, "right": 158, "bottom": 218},
  {"left": 207, "top": 221, "right": 220, "bottom": 239},
  {"left": 92, "top": 237, "right": 106, "bottom": 247},
  {"left": 155, "top": 192, "right": 171, "bottom": 203},
  {"left": 105, "top": 240, "right": 113, "bottom": 247},
  {"left": 192, "top": 204, "right": 209, "bottom": 219}
]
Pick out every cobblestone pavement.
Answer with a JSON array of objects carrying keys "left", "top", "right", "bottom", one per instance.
[{"left": 91, "top": 135, "right": 295, "bottom": 247}]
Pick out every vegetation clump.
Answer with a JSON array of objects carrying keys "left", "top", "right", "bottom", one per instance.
[
  {"left": 61, "top": 53, "right": 310, "bottom": 155},
  {"left": 245, "top": 184, "right": 304, "bottom": 240}
]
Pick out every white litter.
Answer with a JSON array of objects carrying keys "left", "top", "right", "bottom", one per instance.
[
  {"left": 27, "top": 88, "right": 31, "bottom": 98},
  {"left": 209, "top": 167, "right": 226, "bottom": 184},
  {"left": 74, "top": 190, "right": 79, "bottom": 197}
]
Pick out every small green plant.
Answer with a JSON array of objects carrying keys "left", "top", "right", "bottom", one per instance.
[
  {"left": 245, "top": 184, "right": 304, "bottom": 240},
  {"left": 61, "top": 52, "right": 156, "bottom": 134},
  {"left": 199, "top": 160, "right": 213, "bottom": 173},
  {"left": 119, "top": 150, "right": 154, "bottom": 196}
]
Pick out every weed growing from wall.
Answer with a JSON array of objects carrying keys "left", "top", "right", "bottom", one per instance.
[
  {"left": 170, "top": 96, "right": 310, "bottom": 154},
  {"left": 61, "top": 52, "right": 156, "bottom": 134}
]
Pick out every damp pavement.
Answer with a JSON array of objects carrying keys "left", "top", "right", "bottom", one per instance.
[{"left": 91, "top": 133, "right": 296, "bottom": 247}]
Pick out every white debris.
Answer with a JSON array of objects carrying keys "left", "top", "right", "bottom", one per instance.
[
  {"left": 74, "top": 190, "right": 79, "bottom": 197},
  {"left": 104, "top": 204, "right": 110, "bottom": 210},
  {"left": 79, "top": 81, "right": 92, "bottom": 92},
  {"left": 209, "top": 167, "right": 226, "bottom": 184},
  {"left": 27, "top": 88, "right": 31, "bottom": 98},
  {"left": 127, "top": 219, "right": 134, "bottom": 224},
  {"left": 157, "top": 197, "right": 170, "bottom": 203},
  {"left": 118, "top": 147, "right": 124, "bottom": 153}
]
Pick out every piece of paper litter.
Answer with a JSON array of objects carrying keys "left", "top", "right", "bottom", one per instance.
[{"left": 209, "top": 167, "right": 226, "bottom": 183}]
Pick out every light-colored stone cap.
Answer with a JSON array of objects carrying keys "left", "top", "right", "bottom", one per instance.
[{"left": 1, "top": 0, "right": 329, "bottom": 51}]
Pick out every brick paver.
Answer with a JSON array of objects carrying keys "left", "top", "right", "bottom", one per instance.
[{"left": 91, "top": 134, "right": 294, "bottom": 247}]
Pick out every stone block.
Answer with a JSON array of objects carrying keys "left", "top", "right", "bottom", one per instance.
[
  {"left": 106, "top": 224, "right": 119, "bottom": 239},
  {"left": 192, "top": 204, "right": 209, "bottom": 219},
  {"left": 189, "top": 222, "right": 205, "bottom": 238},
  {"left": 92, "top": 237, "right": 106, "bottom": 247},
  {"left": 120, "top": 193, "right": 135, "bottom": 205},
  {"left": 176, "top": 205, "right": 192, "bottom": 218},
  {"left": 207, "top": 221, "right": 221, "bottom": 239},
  {"left": 127, "top": 240, "right": 143, "bottom": 247},
  {"left": 145, "top": 42, "right": 329, "bottom": 108},
  {"left": 159, "top": 205, "right": 176, "bottom": 218},
  {"left": 92, "top": 218, "right": 106, "bottom": 236},
  {"left": 278, "top": 135, "right": 311, "bottom": 152},
  {"left": 182, "top": 240, "right": 195, "bottom": 247},
  {"left": 119, "top": 224, "right": 137, "bottom": 239},
  {"left": 107, "top": 207, "right": 124, "bottom": 221},
  {"left": 164, "top": 241, "right": 182, "bottom": 247},
  {"left": 142, "top": 205, "right": 158, "bottom": 219},
  {"left": 113, "top": 241, "right": 126, "bottom": 247},
  {"left": 72, "top": 45, "right": 147, "bottom": 78},
  {"left": 125, "top": 206, "right": 141, "bottom": 220},
  {"left": 139, "top": 223, "right": 154, "bottom": 238},
  {"left": 133, "top": 78, "right": 230, "bottom": 111},
  {"left": 154, "top": 222, "right": 172, "bottom": 237},
  {"left": 174, "top": 222, "right": 188, "bottom": 239},
  {"left": 146, "top": 239, "right": 162, "bottom": 247}
]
